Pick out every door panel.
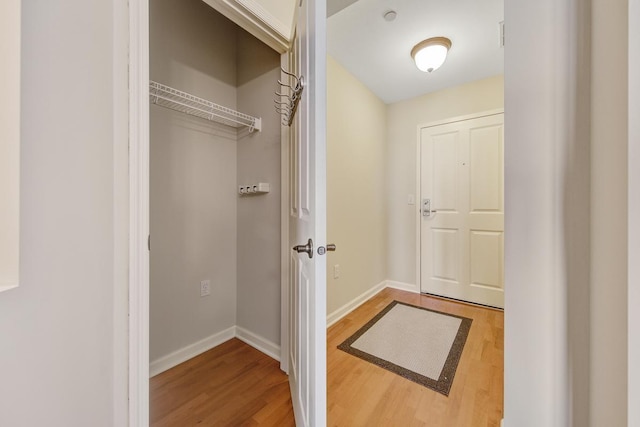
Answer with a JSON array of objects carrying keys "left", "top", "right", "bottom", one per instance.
[
  {"left": 420, "top": 113, "right": 504, "bottom": 308},
  {"left": 432, "top": 133, "right": 459, "bottom": 211},
  {"left": 469, "top": 230, "right": 504, "bottom": 289},
  {"left": 469, "top": 125, "right": 503, "bottom": 212},
  {"left": 431, "top": 228, "right": 460, "bottom": 282},
  {"left": 289, "top": 252, "right": 298, "bottom": 374}
]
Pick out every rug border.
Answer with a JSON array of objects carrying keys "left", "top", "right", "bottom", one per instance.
[{"left": 337, "top": 300, "right": 473, "bottom": 396}]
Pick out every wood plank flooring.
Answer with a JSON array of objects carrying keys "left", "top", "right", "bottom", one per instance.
[
  {"left": 150, "top": 338, "right": 295, "bottom": 426},
  {"left": 328, "top": 288, "right": 504, "bottom": 427},
  {"left": 150, "top": 288, "right": 503, "bottom": 426}
]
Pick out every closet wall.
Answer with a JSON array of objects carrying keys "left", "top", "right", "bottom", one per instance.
[
  {"left": 236, "top": 33, "right": 282, "bottom": 346},
  {"left": 150, "top": 0, "right": 281, "bottom": 366}
]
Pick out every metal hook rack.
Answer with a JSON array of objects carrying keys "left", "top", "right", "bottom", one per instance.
[{"left": 274, "top": 67, "right": 304, "bottom": 127}]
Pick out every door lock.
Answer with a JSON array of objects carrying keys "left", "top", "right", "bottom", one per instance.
[
  {"left": 422, "top": 199, "right": 437, "bottom": 217},
  {"left": 317, "top": 243, "right": 336, "bottom": 255}
]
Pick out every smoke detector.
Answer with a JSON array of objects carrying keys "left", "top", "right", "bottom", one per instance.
[{"left": 383, "top": 10, "right": 397, "bottom": 22}]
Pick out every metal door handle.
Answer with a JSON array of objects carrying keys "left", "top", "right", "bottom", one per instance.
[
  {"left": 293, "top": 238, "right": 313, "bottom": 258},
  {"left": 317, "top": 243, "right": 336, "bottom": 255}
]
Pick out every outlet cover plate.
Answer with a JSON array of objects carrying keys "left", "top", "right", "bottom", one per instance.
[{"left": 200, "top": 280, "right": 211, "bottom": 297}]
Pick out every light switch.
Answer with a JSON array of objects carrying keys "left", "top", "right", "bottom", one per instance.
[{"left": 408, "top": 194, "right": 415, "bottom": 205}]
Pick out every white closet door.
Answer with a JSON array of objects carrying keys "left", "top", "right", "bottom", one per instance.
[
  {"left": 288, "top": 0, "right": 327, "bottom": 426},
  {"left": 420, "top": 113, "right": 504, "bottom": 308}
]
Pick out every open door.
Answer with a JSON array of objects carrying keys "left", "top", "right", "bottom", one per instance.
[{"left": 287, "top": 0, "right": 327, "bottom": 426}]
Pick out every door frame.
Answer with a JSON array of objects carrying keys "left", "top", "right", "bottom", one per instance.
[
  {"left": 127, "top": 1, "right": 293, "bottom": 425},
  {"left": 415, "top": 109, "right": 504, "bottom": 299},
  {"left": 629, "top": 0, "right": 639, "bottom": 422},
  {"left": 128, "top": 0, "right": 149, "bottom": 424},
  {"left": 279, "top": 52, "right": 291, "bottom": 375}
]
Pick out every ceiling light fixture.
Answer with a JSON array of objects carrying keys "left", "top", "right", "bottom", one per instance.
[{"left": 411, "top": 37, "right": 452, "bottom": 73}]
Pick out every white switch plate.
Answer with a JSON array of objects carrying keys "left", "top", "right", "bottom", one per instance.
[
  {"left": 200, "top": 280, "right": 211, "bottom": 297},
  {"left": 408, "top": 194, "right": 415, "bottom": 205},
  {"left": 333, "top": 264, "right": 340, "bottom": 279}
]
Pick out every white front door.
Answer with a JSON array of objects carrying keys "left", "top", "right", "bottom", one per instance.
[
  {"left": 420, "top": 113, "right": 504, "bottom": 308},
  {"left": 288, "top": 0, "right": 327, "bottom": 426}
]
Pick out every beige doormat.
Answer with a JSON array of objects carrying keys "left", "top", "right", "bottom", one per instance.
[{"left": 337, "top": 300, "right": 472, "bottom": 396}]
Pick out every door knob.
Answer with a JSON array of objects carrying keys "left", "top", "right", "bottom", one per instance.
[
  {"left": 317, "top": 244, "right": 336, "bottom": 255},
  {"left": 293, "top": 238, "right": 313, "bottom": 259}
]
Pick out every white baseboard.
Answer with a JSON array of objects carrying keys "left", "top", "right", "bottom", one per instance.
[
  {"left": 236, "top": 326, "right": 281, "bottom": 361},
  {"left": 326, "top": 280, "right": 421, "bottom": 328},
  {"left": 326, "top": 281, "right": 387, "bottom": 328},
  {"left": 151, "top": 279, "right": 417, "bottom": 377},
  {"left": 150, "top": 325, "right": 281, "bottom": 377},
  {"left": 386, "top": 280, "right": 420, "bottom": 294},
  {"left": 149, "top": 326, "right": 235, "bottom": 377}
]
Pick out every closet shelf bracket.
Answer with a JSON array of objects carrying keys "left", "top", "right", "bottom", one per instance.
[{"left": 149, "top": 81, "right": 261, "bottom": 132}]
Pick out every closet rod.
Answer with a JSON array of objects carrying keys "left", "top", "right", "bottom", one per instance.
[{"left": 149, "top": 81, "right": 261, "bottom": 132}]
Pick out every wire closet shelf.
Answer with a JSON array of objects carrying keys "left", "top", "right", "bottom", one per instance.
[{"left": 149, "top": 81, "right": 262, "bottom": 132}]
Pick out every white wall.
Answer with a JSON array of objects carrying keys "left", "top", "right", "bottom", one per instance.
[
  {"left": 386, "top": 75, "right": 504, "bottom": 286},
  {"left": 591, "top": 0, "right": 628, "bottom": 424},
  {"left": 0, "top": 0, "right": 20, "bottom": 290},
  {"left": 149, "top": 0, "right": 240, "bottom": 363},
  {"left": 504, "top": 2, "right": 566, "bottom": 423},
  {"left": 504, "top": 0, "right": 595, "bottom": 424},
  {"left": 326, "top": 56, "right": 388, "bottom": 315},
  {"left": 236, "top": 32, "right": 282, "bottom": 346},
  {"left": 0, "top": 0, "right": 128, "bottom": 424}
]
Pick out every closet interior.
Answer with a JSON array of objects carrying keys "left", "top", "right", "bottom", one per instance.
[{"left": 149, "top": 0, "right": 283, "bottom": 377}]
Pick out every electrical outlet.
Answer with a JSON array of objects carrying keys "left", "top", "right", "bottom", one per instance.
[
  {"left": 333, "top": 264, "right": 340, "bottom": 279},
  {"left": 200, "top": 280, "right": 211, "bottom": 297}
]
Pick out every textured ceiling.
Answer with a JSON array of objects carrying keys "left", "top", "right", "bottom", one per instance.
[{"left": 327, "top": 0, "right": 504, "bottom": 104}]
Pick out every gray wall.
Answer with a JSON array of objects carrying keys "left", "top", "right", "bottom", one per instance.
[
  {"left": 150, "top": 0, "right": 282, "bottom": 362},
  {"left": 236, "top": 32, "right": 282, "bottom": 345},
  {"left": 0, "top": 0, "right": 129, "bottom": 425},
  {"left": 591, "top": 0, "right": 628, "bottom": 424},
  {"left": 149, "top": 0, "right": 240, "bottom": 363}
]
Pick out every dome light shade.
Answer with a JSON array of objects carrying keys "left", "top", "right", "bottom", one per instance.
[{"left": 411, "top": 37, "right": 452, "bottom": 73}]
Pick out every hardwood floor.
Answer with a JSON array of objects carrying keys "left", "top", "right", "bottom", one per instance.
[
  {"left": 150, "top": 338, "right": 295, "bottom": 426},
  {"left": 151, "top": 288, "right": 503, "bottom": 426},
  {"left": 328, "top": 288, "right": 504, "bottom": 427}
]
